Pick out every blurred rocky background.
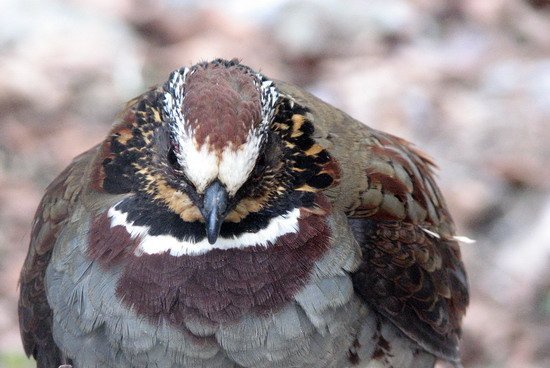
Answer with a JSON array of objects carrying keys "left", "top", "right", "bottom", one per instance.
[{"left": 0, "top": 0, "right": 549, "bottom": 367}]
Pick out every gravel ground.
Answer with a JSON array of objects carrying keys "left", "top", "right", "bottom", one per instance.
[{"left": 0, "top": 1, "right": 549, "bottom": 367}]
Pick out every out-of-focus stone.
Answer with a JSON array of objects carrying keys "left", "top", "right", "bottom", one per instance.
[
  {"left": 270, "top": 0, "right": 420, "bottom": 58},
  {"left": 0, "top": 0, "right": 144, "bottom": 117}
]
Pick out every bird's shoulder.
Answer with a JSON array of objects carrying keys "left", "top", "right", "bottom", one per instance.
[
  {"left": 18, "top": 146, "right": 101, "bottom": 363},
  {"left": 277, "top": 80, "right": 469, "bottom": 363}
]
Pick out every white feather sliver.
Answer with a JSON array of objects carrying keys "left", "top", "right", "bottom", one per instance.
[{"left": 421, "top": 227, "right": 475, "bottom": 244}]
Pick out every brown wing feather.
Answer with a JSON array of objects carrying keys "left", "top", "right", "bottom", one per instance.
[
  {"left": 346, "top": 131, "right": 469, "bottom": 362},
  {"left": 18, "top": 149, "right": 94, "bottom": 367},
  {"left": 347, "top": 131, "right": 453, "bottom": 229},
  {"left": 350, "top": 219, "right": 468, "bottom": 361}
]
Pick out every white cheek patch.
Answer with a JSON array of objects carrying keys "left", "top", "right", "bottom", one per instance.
[
  {"left": 107, "top": 205, "right": 300, "bottom": 257},
  {"left": 218, "top": 132, "right": 262, "bottom": 196}
]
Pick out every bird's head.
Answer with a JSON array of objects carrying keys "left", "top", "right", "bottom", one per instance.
[{"left": 94, "top": 59, "right": 339, "bottom": 246}]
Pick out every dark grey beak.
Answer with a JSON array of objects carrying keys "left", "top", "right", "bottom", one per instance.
[{"left": 201, "top": 181, "right": 228, "bottom": 244}]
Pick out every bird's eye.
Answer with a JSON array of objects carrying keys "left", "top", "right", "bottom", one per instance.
[
  {"left": 168, "top": 145, "right": 181, "bottom": 170},
  {"left": 253, "top": 155, "right": 266, "bottom": 178}
]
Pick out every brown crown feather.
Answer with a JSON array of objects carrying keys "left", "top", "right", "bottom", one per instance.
[{"left": 182, "top": 63, "right": 262, "bottom": 150}]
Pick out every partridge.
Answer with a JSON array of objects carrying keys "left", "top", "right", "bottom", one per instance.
[{"left": 19, "top": 59, "right": 469, "bottom": 368}]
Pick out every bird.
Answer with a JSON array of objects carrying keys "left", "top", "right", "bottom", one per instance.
[{"left": 18, "top": 58, "right": 469, "bottom": 368}]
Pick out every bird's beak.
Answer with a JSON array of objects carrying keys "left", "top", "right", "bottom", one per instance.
[{"left": 200, "top": 181, "right": 228, "bottom": 244}]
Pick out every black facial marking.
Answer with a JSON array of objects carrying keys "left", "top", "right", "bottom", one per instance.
[
  {"left": 270, "top": 97, "right": 338, "bottom": 191},
  {"left": 167, "top": 146, "right": 180, "bottom": 170},
  {"left": 100, "top": 89, "right": 168, "bottom": 195},
  {"left": 115, "top": 191, "right": 313, "bottom": 242},
  {"left": 307, "top": 173, "right": 334, "bottom": 189}
]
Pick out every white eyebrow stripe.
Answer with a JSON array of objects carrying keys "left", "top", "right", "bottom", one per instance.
[
  {"left": 218, "top": 130, "right": 263, "bottom": 196},
  {"left": 177, "top": 138, "right": 219, "bottom": 194}
]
